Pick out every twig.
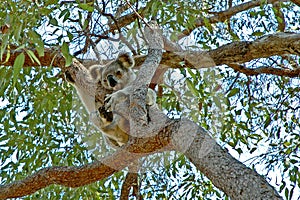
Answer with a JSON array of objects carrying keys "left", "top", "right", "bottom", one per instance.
[{"left": 124, "top": 0, "right": 151, "bottom": 28}]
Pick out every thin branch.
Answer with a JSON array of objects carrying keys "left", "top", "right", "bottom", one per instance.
[
  {"left": 272, "top": 2, "right": 286, "bottom": 32},
  {"left": 178, "top": 0, "right": 289, "bottom": 40},
  {"left": 225, "top": 72, "right": 240, "bottom": 94},
  {"left": 291, "top": 0, "right": 300, "bottom": 6},
  {"left": 228, "top": 63, "right": 300, "bottom": 77},
  {"left": 124, "top": 0, "right": 150, "bottom": 28}
]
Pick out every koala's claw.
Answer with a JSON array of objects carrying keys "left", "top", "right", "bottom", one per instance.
[{"left": 104, "top": 94, "right": 114, "bottom": 111}]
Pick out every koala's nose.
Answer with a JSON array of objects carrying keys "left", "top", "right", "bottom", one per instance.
[{"left": 107, "top": 75, "right": 117, "bottom": 87}]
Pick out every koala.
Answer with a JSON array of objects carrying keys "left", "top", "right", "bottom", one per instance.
[
  {"left": 65, "top": 53, "right": 156, "bottom": 147},
  {"left": 88, "top": 53, "right": 157, "bottom": 147}
]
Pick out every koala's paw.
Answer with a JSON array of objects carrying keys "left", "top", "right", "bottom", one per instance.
[
  {"left": 98, "top": 106, "right": 113, "bottom": 122},
  {"left": 105, "top": 90, "right": 128, "bottom": 111},
  {"left": 89, "top": 111, "right": 103, "bottom": 128}
]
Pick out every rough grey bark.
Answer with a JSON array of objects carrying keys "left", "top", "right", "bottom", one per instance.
[
  {"left": 129, "top": 22, "right": 164, "bottom": 137},
  {"left": 172, "top": 119, "right": 282, "bottom": 200}
]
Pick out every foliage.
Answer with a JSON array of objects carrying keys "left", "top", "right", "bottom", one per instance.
[{"left": 0, "top": 0, "right": 300, "bottom": 199}]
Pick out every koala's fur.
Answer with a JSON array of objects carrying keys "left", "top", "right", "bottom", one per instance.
[{"left": 66, "top": 53, "right": 156, "bottom": 148}]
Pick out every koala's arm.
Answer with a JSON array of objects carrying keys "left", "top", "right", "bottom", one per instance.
[
  {"left": 105, "top": 86, "right": 131, "bottom": 111},
  {"left": 105, "top": 86, "right": 157, "bottom": 111}
]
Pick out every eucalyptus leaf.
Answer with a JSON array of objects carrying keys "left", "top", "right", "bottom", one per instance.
[{"left": 12, "top": 53, "right": 25, "bottom": 87}]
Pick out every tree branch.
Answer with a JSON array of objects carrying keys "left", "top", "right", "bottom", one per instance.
[
  {"left": 291, "top": 0, "right": 300, "bottom": 6},
  {"left": 0, "top": 116, "right": 283, "bottom": 199},
  {"left": 0, "top": 47, "right": 65, "bottom": 68},
  {"left": 228, "top": 63, "right": 300, "bottom": 77},
  {"left": 129, "top": 21, "right": 164, "bottom": 135},
  {"left": 178, "top": 0, "right": 289, "bottom": 40},
  {"left": 209, "top": 32, "right": 300, "bottom": 66},
  {"left": 1, "top": 32, "right": 299, "bottom": 78},
  {"left": 174, "top": 32, "right": 300, "bottom": 77},
  {"left": 120, "top": 162, "right": 140, "bottom": 200},
  {"left": 0, "top": 162, "right": 116, "bottom": 199},
  {"left": 173, "top": 119, "right": 283, "bottom": 200},
  {"left": 0, "top": 118, "right": 176, "bottom": 199}
]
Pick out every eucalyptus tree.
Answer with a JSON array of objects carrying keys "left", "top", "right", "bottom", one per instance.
[{"left": 0, "top": 0, "right": 299, "bottom": 199}]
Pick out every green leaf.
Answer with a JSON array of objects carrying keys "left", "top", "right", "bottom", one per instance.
[
  {"left": 78, "top": 3, "right": 94, "bottom": 12},
  {"left": 228, "top": 88, "right": 240, "bottom": 97},
  {"left": 2, "top": 45, "right": 11, "bottom": 64},
  {"left": 83, "top": 19, "right": 89, "bottom": 30},
  {"left": 59, "top": 9, "right": 68, "bottom": 19},
  {"left": 61, "top": 42, "right": 72, "bottom": 66},
  {"left": 186, "top": 79, "right": 199, "bottom": 97},
  {"left": 13, "top": 22, "right": 23, "bottom": 41},
  {"left": 203, "top": 17, "right": 213, "bottom": 33},
  {"left": 213, "top": 96, "right": 222, "bottom": 109},
  {"left": 35, "top": 43, "right": 45, "bottom": 57},
  {"left": 45, "top": 0, "right": 59, "bottom": 6},
  {"left": 187, "top": 68, "right": 196, "bottom": 79},
  {"left": 49, "top": 17, "right": 58, "bottom": 26},
  {"left": 264, "top": 115, "right": 271, "bottom": 129},
  {"left": 252, "top": 31, "right": 264, "bottom": 37},
  {"left": 26, "top": 49, "right": 41, "bottom": 66},
  {"left": 28, "top": 30, "right": 44, "bottom": 57},
  {"left": 12, "top": 53, "right": 25, "bottom": 87},
  {"left": 0, "top": 34, "right": 9, "bottom": 60}
]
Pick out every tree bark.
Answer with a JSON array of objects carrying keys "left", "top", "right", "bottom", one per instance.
[{"left": 173, "top": 119, "right": 282, "bottom": 200}]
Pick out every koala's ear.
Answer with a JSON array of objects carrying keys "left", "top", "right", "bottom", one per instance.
[
  {"left": 117, "top": 53, "right": 134, "bottom": 68},
  {"left": 89, "top": 65, "right": 102, "bottom": 80}
]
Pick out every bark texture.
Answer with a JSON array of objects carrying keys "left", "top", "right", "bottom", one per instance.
[{"left": 173, "top": 120, "right": 282, "bottom": 200}]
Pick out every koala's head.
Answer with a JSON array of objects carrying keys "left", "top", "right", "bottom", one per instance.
[{"left": 90, "top": 53, "right": 136, "bottom": 91}]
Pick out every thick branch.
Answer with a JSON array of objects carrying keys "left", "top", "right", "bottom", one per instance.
[
  {"left": 0, "top": 108, "right": 283, "bottom": 199},
  {"left": 129, "top": 21, "right": 164, "bottom": 135},
  {"left": 209, "top": 32, "right": 300, "bottom": 66},
  {"left": 1, "top": 33, "right": 299, "bottom": 78},
  {"left": 173, "top": 119, "right": 282, "bottom": 200},
  {"left": 106, "top": 32, "right": 300, "bottom": 78},
  {"left": 0, "top": 120, "right": 175, "bottom": 199},
  {"left": 0, "top": 162, "right": 116, "bottom": 199},
  {"left": 175, "top": 32, "right": 300, "bottom": 77},
  {"left": 0, "top": 48, "right": 65, "bottom": 68}
]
